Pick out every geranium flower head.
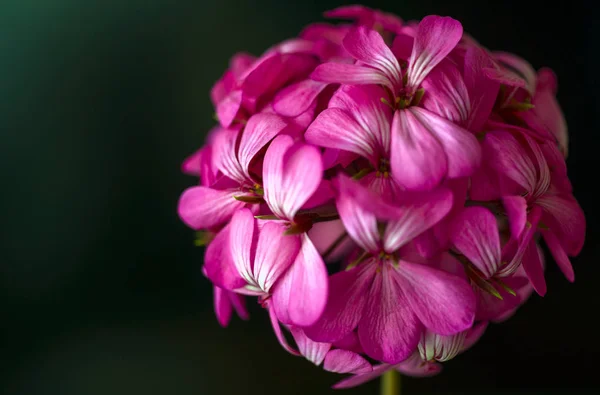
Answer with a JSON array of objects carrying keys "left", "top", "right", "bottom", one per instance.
[{"left": 177, "top": 5, "right": 585, "bottom": 390}]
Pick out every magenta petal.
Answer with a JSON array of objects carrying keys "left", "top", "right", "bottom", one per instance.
[
  {"left": 204, "top": 225, "right": 246, "bottom": 290},
  {"left": 238, "top": 113, "right": 288, "bottom": 179},
  {"left": 253, "top": 221, "right": 301, "bottom": 293},
  {"left": 483, "top": 67, "right": 527, "bottom": 90},
  {"left": 306, "top": 108, "right": 379, "bottom": 164},
  {"left": 342, "top": 26, "right": 402, "bottom": 90},
  {"left": 228, "top": 291, "right": 249, "bottom": 321},
  {"left": 395, "top": 351, "right": 442, "bottom": 377},
  {"left": 332, "top": 364, "right": 392, "bottom": 389},
  {"left": 530, "top": 68, "right": 568, "bottom": 156},
  {"left": 464, "top": 46, "right": 500, "bottom": 132},
  {"left": 213, "top": 286, "right": 233, "bottom": 327},
  {"left": 333, "top": 331, "right": 363, "bottom": 354},
  {"left": 541, "top": 229, "right": 575, "bottom": 282},
  {"left": 304, "top": 264, "right": 374, "bottom": 343},
  {"left": 407, "top": 16, "right": 463, "bottom": 89},
  {"left": 268, "top": 306, "right": 300, "bottom": 356},
  {"left": 290, "top": 327, "right": 331, "bottom": 366},
  {"left": 335, "top": 174, "right": 381, "bottom": 252},
  {"left": 397, "top": 260, "right": 476, "bottom": 335},
  {"left": 502, "top": 195, "right": 528, "bottom": 239},
  {"left": 229, "top": 209, "right": 257, "bottom": 287},
  {"left": 272, "top": 235, "right": 328, "bottom": 326},
  {"left": 536, "top": 194, "right": 586, "bottom": 256},
  {"left": 327, "top": 84, "right": 393, "bottom": 160},
  {"left": 499, "top": 206, "right": 543, "bottom": 276},
  {"left": 383, "top": 188, "right": 453, "bottom": 252},
  {"left": 450, "top": 207, "right": 501, "bottom": 279},
  {"left": 494, "top": 51, "right": 537, "bottom": 95},
  {"left": 409, "top": 107, "right": 481, "bottom": 180},
  {"left": 484, "top": 130, "right": 537, "bottom": 193},
  {"left": 311, "top": 62, "right": 391, "bottom": 88},
  {"left": 391, "top": 109, "right": 447, "bottom": 191},
  {"left": 177, "top": 186, "right": 244, "bottom": 230},
  {"left": 306, "top": 84, "right": 392, "bottom": 166},
  {"left": 421, "top": 60, "right": 470, "bottom": 125},
  {"left": 211, "top": 127, "right": 247, "bottom": 184},
  {"left": 263, "top": 135, "right": 323, "bottom": 220},
  {"left": 181, "top": 147, "right": 204, "bottom": 176},
  {"left": 522, "top": 239, "right": 547, "bottom": 296},
  {"left": 324, "top": 349, "right": 371, "bottom": 374},
  {"left": 273, "top": 79, "right": 327, "bottom": 117},
  {"left": 216, "top": 90, "right": 242, "bottom": 128},
  {"left": 359, "top": 265, "right": 422, "bottom": 364}
]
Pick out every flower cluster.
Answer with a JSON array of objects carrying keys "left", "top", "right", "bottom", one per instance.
[{"left": 178, "top": 5, "right": 585, "bottom": 388}]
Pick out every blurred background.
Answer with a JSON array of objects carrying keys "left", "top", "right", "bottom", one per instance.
[{"left": 1, "top": 0, "right": 598, "bottom": 394}]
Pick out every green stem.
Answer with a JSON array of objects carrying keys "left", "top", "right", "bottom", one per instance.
[{"left": 381, "top": 370, "right": 401, "bottom": 395}]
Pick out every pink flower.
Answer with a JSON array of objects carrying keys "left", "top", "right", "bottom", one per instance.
[
  {"left": 312, "top": 17, "right": 481, "bottom": 191},
  {"left": 304, "top": 175, "right": 475, "bottom": 364},
  {"left": 177, "top": 5, "right": 585, "bottom": 389},
  {"left": 177, "top": 113, "right": 288, "bottom": 230}
]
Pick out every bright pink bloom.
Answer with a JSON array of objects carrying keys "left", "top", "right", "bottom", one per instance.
[
  {"left": 177, "top": 5, "right": 585, "bottom": 388},
  {"left": 178, "top": 113, "right": 287, "bottom": 230},
  {"left": 263, "top": 135, "right": 330, "bottom": 327},
  {"left": 305, "top": 175, "right": 475, "bottom": 363}
]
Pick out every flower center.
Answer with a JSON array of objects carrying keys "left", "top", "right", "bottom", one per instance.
[{"left": 376, "top": 158, "right": 390, "bottom": 178}]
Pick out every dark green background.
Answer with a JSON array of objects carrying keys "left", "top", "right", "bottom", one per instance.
[{"left": 2, "top": 0, "right": 598, "bottom": 394}]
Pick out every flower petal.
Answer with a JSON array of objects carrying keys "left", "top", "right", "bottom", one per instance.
[
  {"left": 494, "top": 51, "right": 537, "bottom": 95},
  {"left": 463, "top": 46, "right": 500, "bottom": 132},
  {"left": 484, "top": 130, "right": 537, "bottom": 194},
  {"left": 273, "top": 79, "right": 328, "bottom": 117},
  {"left": 216, "top": 90, "right": 243, "bottom": 128},
  {"left": 268, "top": 305, "right": 300, "bottom": 356},
  {"left": 342, "top": 26, "right": 403, "bottom": 91},
  {"left": 263, "top": 135, "right": 323, "bottom": 220},
  {"left": 290, "top": 327, "right": 331, "bottom": 366},
  {"left": 421, "top": 60, "right": 470, "bottom": 125},
  {"left": 408, "top": 107, "right": 481, "bottom": 180},
  {"left": 253, "top": 221, "right": 301, "bottom": 294},
  {"left": 396, "top": 260, "right": 476, "bottom": 335},
  {"left": 304, "top": 264, "right": 374, "bottom": 342},
  {"left": 530, "top": 68, "right": 569, "bottom": 156},
  {"left": 327, "top": 84, "right": 393, "bottom": 161},
  {"left": 335, "top": 174, "right": 381, "bottom": 252},
  {"left": 390, "top": 109, "right": 447, "bottom": 191},
  {"left": 177, "top": 185, "right": 244, "bottom": 230},
  {"left": 536, "top": 194, "right": 586, "bottom": 256},
  {"left": 450, "top": 207, "right": 501, "bottom": 279},
  {"left": 238, "top": 113, "right": 288, "bottom": 180},
  {"left": 211, "top": 127, "right": 247, "bottom": 184},
  {"left": 502, "top": 195, "right": 528, "bottom": 239},
  {"left": 306, "top": 108, "right": 379, "bottom": 166},
  {"left": 203, "top": 225, "right": 246, "bottom": 290},
  {"left": 359, "top": 264, "right": 422, "bottom": 363},
  {"left": 229, "top": 208, "right": 257, "bottom": 287},
  {"left": 395, "top": 351, "right": 442, "bottom": 377},
  {"left": 272, "top": 235, "right": 328, "bottom": 326},
  {"left": 383, "top": 188, "right": 453, "bottom": 252},
  {"left": 522, "top": 239, "right": 547, "bottom": 296},
  {"left": 323, "top": 349, "right": 372, "bottom": 374},
  {"left": 541, "top": 229, "right": 575, "bottom": 282},
  {"left": 311, "top": 62, "right": 391, "bottom": 87},
  {"left": 407, "top": 16, "right": 463, "bottom": 89},
  {"left": 213, "top": 286, "right": 233, "bottom": 328}
]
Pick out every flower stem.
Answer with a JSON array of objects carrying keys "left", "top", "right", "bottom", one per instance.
[{"left": 381, "top": 370, "right": 400, "bottom": 395}]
